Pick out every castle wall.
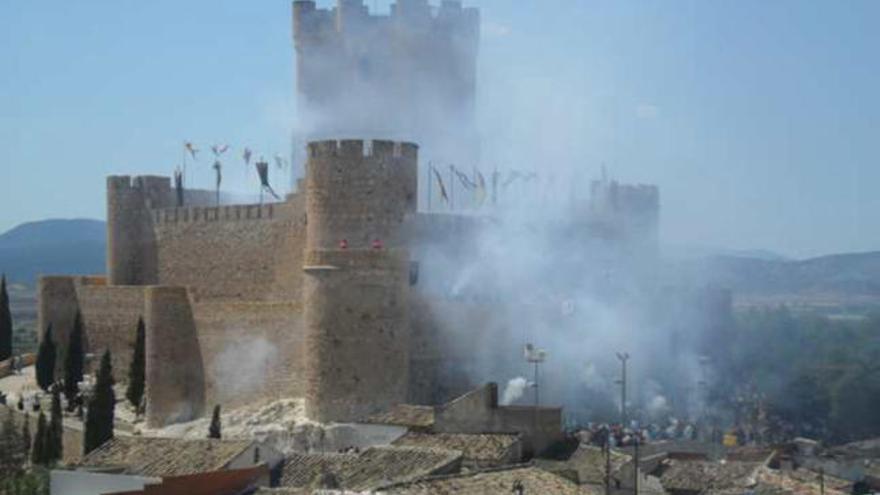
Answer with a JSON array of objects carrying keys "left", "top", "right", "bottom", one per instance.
[
  {"left": 303, "top": 139, "right": 417, "bottom": 423},
  {"left": 151, "top": 203, "right": 291, "bottom": 301},
  {"left": 38, "top": 276, "right": 144, "bottom": 375},
  {"left": 192, "top": 300, "right": 306, "bottom": 410},
  {"left": 305, "top": 140, "right": 418, "bottom": 250},
  {"left": 303, "top": 250, "right": 411, "bottom": 422},
  {"left": 144, "top": 286, "right": 205, "bottom": 427}
]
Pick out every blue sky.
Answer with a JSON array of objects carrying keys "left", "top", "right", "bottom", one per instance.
[{"left": 1, "top": 0, "right": 878, "bottom": 258}]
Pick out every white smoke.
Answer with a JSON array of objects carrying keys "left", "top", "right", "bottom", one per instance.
[
  {"left": 501, "top": 377, "right": 529, "bottom": 405},
  {"left": 211, "top": 336, "right": 279, "bottom": 400}
]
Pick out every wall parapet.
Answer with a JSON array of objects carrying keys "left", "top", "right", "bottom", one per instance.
[{"left": 151, "top": 203, "right": 277, "bottom": 225}]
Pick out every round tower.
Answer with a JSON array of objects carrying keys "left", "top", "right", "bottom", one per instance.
[
  {"left": 106, "top": 176, "right": 170, "bottom": 286},
  {"left": 303, "top": 139, "right": 417, "bottom": 423}
]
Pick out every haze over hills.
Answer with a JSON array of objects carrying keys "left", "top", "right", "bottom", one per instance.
[
  {"left": 0, "top": 218, "right": 106, "bottom": 285},
  {"left": 0, "top": 218, "right": 878, "bottom": 303}
]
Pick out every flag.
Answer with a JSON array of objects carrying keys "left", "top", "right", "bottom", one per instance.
[
  {"left": 242, "top": 147, "right": 252, "bottom": 165},
  {"left": 274, "top": 154, "right": 288, "bottom": 170},
  {"left": 184, "top": 142, "right": 199, "bottom": 160},
  {"left": 432, "top": 166, "right": 449, "bottom": 203},
  {"left": 452, "top": 165, "right": 476, "bottom": 189},
  {"left": 502, "top": 171, "right": 522, "bottom": 188},
  {"left": 173, "top": 168, "right": 184, "bottom": 207},
  {"left": 255, "top": 159, "right": 280, "bottom": 200},
  {"left": 211, "top": 144, "right": 230, "bottom": 157},
  {"left": 475, "top": 171, "right": 487, "bottom": 206},
  {"left": 212, "top": 161, "right": 222, "bottom": 190}
]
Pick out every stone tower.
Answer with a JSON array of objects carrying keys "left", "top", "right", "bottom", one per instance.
[
  {"left": 302, "top": 139, "right": 417, "bottom": 423},
  {"left": 106, "top": 176, "right": 170, "bottom": 285},
  {"left": 291, "top": 0, "right": 480, "bottom": 188}
]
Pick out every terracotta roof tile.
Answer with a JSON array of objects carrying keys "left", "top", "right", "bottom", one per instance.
[
  {"left": 392, "top": 433, "right": 521, "bottom": 468},
  {"left": 80, "top": 436, "right": 253, "bottom": 477},
  {"left": 365, "top": 404, "right": 435, "bottom": 429},
  {"left": 379, "top": 465, "right": 599, "bottom": 494},
  {"left": 279, "top": 446, "right": 462, "bottom": 492}
]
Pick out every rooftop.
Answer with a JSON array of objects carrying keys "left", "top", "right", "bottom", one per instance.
[
  {"left": 658, "top": 459, "right": 763, "bottom": 493},
  {"left": 279, "top": 446, "right": 462, "bottom": 492},
  {"left": 392, "top": 432, "right": 521, "bottom": 468},
  {"left": 535, "top": 443, "right": 632, "bottom": 485},
  {"left": 364, "top": 404, "right": 435, "bottom": 430},
  {"left": 378, "top": 465, "right": 600, "bottom": 494},
  {"left": 80, "top": 436, "right": 254, "bottom": 477}
]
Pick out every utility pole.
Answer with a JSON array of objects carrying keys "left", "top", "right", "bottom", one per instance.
[
  {"left": 633, "top": 433, "right": 640, "bottom": 495},
  {"left": 616, "top": 352, "right": 630, "bottom": 426},
  {"left": 524, "top": 343, "right": 547, "bottom": 455}
]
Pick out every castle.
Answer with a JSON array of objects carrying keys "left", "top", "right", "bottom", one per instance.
[{"left": 36, "top": 1, "right": 663, "bottom": 430}]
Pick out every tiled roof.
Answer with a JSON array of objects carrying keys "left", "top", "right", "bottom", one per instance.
[
  {"left": 659, "top": 459, "right": 762, "bottom": 493},
  {"left": 364, "top": 404, "right": 435, "bottom": 429},
  {"left": 392, "top": 432, "right": 521, "bottom": 468},
  {"left": 105, "top": 465, "right": 268, "bottom": 495},
  {"left": 744, "top": 468, "right": 850, "bottom": 495},
  {"left": 279, "top": 446, "right": 462, "bottom": 492},
  {"left": 80, "top": 436, "right": 253, "bottom": 477},
  {"left": 378, "top": 465, "right": 600, "bottom": 494},
  {"left": 279, "top": 452, "right": 359, "bottom": 488},
  {"left": 535, "top": 444, "right": 631, "bottom": 485}
]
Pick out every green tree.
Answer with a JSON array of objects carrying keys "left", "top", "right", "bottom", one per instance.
[
  {"left": 84, "top": 350, "right": 115, "bottom": 455},
  {"left": 0, "top": 468, "right": 50, "bottom": 495},
  {"left": 21, "top": 412, "right": 30, "bottom": 464},
  {"left": 208, "top": 404, "right": 222, "bottom": 439},
  {"left": 0, "top": 274, "right": 12, "bottom": 362},
  {"left": 30, "top": 412, "right": 47, "bottom": 466},
  {"left": 126, "top": 317, "right": 146, "bottom": 410},
  {"left": 35, "top": 325, "right": 56, "bottom": 392},
  {"left": 63, "top": 311, "right": 85, "bottom": 408},
  {"left": 0, "top": 407, "right": 25, "bottom": 476},
  {"left": 47, "top": 389, "right": 63, "bottom": 464}
]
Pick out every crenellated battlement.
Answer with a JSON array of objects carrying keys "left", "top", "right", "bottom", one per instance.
[
  {"left": 307, "top": 139, "right": 418, "bottom": 160},
  {"left": 151, "top": 203, "right": 278, "bottom": 225},
  {"left": 293, "top": 0, "right": 479, "bottom": 39}
]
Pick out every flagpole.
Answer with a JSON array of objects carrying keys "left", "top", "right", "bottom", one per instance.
[
  {"left": 449, "top": 164, "right": 455, "bottom": 211},
  {"left": 427, "top": 162, "right": 432, "bottom": 213},
  {"left": 182, "top": 143, "right": 187, "bottom": 188},
  {"left": 472, "top": 166, "right": 477, "bottom": 211}
]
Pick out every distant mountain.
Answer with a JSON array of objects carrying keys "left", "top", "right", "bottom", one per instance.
[
  {"left": 668, "top": 251, "right": 880, "bottom": 296},
  {"left": 0, "top": 219, "right": 106, "bottom": 285}
]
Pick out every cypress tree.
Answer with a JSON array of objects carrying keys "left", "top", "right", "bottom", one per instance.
[
  {"left": 0, "top": 274, "right": 12, "bottom": 362},
  {"left": 21, "top": 412, "right": 30, "bottom": 464},
  {"left": 48, "top": 388, "right": 63, "bottom": 464},
  {"left": 63, "top": 311, "right": 85, "bottom": 408},
  {"left": 126, "top": 318, "right": 146, "bottom": 410},
  {"left": 0, "top": 408, "right": 24, "bottom": 475},
  {"left": 84, "top": 350, "right": 114, "bottom": 455},
  {"left": 31, "top": 412, "right": 47, "bottom": 466},
  {"left": 208, "top": 405, "right": 222, "bottom": 439},
  {"left": 35, "top": 324, "right": 56, "bottom": 392}
]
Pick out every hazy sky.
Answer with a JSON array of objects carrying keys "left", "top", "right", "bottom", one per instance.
[{"left": 1, "top": 0, "right": 878, "bottom": 258}]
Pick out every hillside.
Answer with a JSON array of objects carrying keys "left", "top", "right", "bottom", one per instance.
[
  {"left": 0, "top": 219, "right": 106, "bottom": 285},
  {"left": 668, "top": 251, "right": 880, "bottom": 297}
]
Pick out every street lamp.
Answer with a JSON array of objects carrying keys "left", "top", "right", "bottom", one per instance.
[{"left": 615, "top": 352, "right": 630, "bottom": 426}]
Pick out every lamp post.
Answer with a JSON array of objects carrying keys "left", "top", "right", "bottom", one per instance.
[
  {"left": 616, "top": 352, "right": 630, "bottom": 427},
  {"left": 524, "top": 343, "right": 547, "bottom": 454}
]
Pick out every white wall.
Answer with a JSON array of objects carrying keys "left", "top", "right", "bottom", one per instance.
[{"left": 51, "top": 470, "right": 159, "bottom": 495}]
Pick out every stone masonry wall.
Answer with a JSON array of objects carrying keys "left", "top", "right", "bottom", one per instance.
[
  {"left": 38, "top": 276, "right": 145, "bottom": 376},
  {"left": 192, "top": 299, "right": 306, "bottom": 411},
  {"left": 152, "top": 203, "right": 288, "bottom": 301}
]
